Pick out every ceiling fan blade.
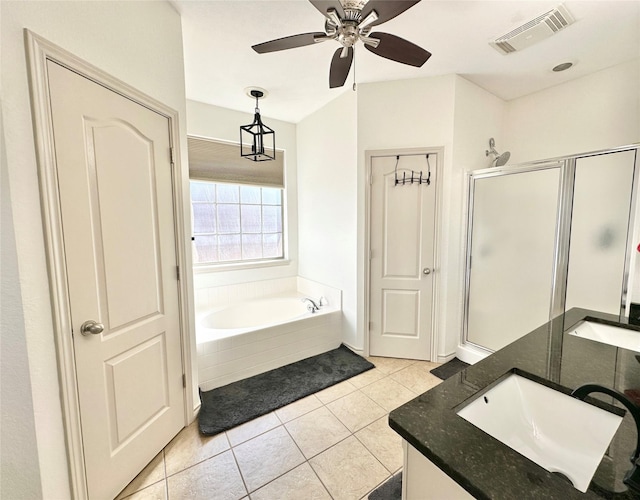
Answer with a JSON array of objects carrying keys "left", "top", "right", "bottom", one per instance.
[
  {"left": 309, "top": 0, "right": 345, "bottom": 20},
  {"left": 252, "top": 32, "right": 327, "bottom": 54},
  {"left": 329, "top": 47, "right": 353, "bottom": 88},
  {"left": 364, "top": 32, "right": 431, "bottom": 67},
  {"left": 360, "top": 1, "right": 421, "bottom": 27}
]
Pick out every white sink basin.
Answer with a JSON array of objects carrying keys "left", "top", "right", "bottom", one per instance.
[
  {"left": 457, "top": 373, "right": 623, "bottom": 492},
  {"left": 568, "top": 321, "right": 640, "bottom": 352}
]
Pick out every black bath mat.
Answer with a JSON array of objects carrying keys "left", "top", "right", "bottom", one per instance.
[
  {"left": 369, "top": 472, "right": 402, "bottom": 500},
  {"left": 198, "top": 344, "right": 374, "bottom": 436},
  {"left": 430, "top": 357, "right": 469, "bottom": 380}
]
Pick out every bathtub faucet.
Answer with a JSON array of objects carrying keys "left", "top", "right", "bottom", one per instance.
[{"left": 302, "top": 297, "right": 320, "bottom": 313}]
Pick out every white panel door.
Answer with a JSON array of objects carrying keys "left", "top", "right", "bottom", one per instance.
[
  {"left": 369, "top": 154, "right": 436, "bottom": 360},
  {"left": 47, "top": 60, "right": 185, "bottom": 499}
]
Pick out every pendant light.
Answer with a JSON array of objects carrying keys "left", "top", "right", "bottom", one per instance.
[{"left": 240, "top": 87, "right": 275, "bottom": 162}]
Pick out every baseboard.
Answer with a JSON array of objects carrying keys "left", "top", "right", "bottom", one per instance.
[
  {"left": 455, "top": 343, "right": 490, "bottom": 365},
  {"left": 436, "top": 352, "right": 456, "bottom": 363},
  {"left": 342, "top": 342, "right": 364, "bottom": 357},
  {"left": 191, "top": 402, "right": 201, "bottom": 422}
]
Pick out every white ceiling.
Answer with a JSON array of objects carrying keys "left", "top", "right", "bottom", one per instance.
[{"left": 174, "top": 0, "right": 640, "bottom": 123}]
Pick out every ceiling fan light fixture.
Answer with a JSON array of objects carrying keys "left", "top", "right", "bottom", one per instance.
[
  {"left": 359, "top": 10, "right": 379, "bottom": 30},
  {"left": 326, "top": 8, "right": 342, "bottom": 28},
  {"left": 240, "top": 88, "right": 275, "bottom": 162},
  {"left": 361, "top": 35, "right": 380, "bottom": 48},
  {"left": 251, "top": 0, "right": 428, "bottom": 89}
]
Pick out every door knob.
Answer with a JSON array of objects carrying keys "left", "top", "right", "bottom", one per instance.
[
  {"left": 80, "top": 320, "right": 104, "bottom": 336},
  {"left": 423, "top": 268, "right": 432, "bottom": 275}
]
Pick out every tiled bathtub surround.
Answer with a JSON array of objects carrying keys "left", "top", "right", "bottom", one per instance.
[
  {"left": 196, "top": 277, "right": 343, "bottom": 391},
  {"left": 194, "top": 277, "right": 341, "bottom": 314}
]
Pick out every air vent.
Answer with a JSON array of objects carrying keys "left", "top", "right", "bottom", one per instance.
[{"left": 490, "top": 4, "right": 575, "bottom": 55}]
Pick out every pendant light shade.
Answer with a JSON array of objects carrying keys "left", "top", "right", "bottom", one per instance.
[{"left": 240, "top": 88, "right": 275, "bottom": 162}]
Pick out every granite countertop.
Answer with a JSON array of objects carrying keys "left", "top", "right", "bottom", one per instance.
[{"left": 389, "top": 309, "right": 640, "bottom": 499}]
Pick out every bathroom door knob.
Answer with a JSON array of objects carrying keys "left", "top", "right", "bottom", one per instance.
[
  {"left": 423, "top": 268, "right": 432, "bottom": 275},
  {"left": 80, "top": 320, "right": 104, "bottom": 336}
]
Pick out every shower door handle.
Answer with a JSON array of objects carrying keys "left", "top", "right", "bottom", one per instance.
[{"left": 423, "top": 268, "right": 432, "bottom": 275}]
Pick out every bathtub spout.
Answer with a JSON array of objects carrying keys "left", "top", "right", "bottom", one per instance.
[{"left": 302, "top": 297, "right": 320, "bottom": 313}]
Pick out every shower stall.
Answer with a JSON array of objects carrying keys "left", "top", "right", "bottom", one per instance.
[{"left": 460, "top": 145, "right": 640, "bottom": 359}]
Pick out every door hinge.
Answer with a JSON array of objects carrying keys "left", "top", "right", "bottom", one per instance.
[
  {"left": 369, "top": 321, "right": 373, "bottom": 331},
  {"left": 369, "top": 174, "right": 373, "bottom": 185},
  {"left": 169, "top": 147, "right": 175, "bottom": 164},
  {"left": 369, "top": 249, "right": 373, "bottom": 260},
  {"left": 176, "top": 265, "right": 180, "bottom": 280},
  {"left": 182, "top": 374, "right": 186, "bottom": 388}
]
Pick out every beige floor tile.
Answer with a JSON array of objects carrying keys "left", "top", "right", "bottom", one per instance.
[
  {"left": 117, "top": 451, "right": 165, "bottom": 499},
  {"left": 250, "top": 463, "right": 331, "bottom": 500},
  {"left": 226, "top": 412, "right": 281, "bottom": 446},
  {"left": 120, "top": 480, "right": 167, "bottom": 500},
  {"left": 233, "top": 426, "right": 305, "bottom": 492},
  {"left": 355, "top": 417, "right": 403, "bottom": 473},
  {"left": 326, "top": 391, "right": 386, "bottom": 432},
  {"left": 315, "top": 379, "right": 357, "bottom": 404},
  {"left": 390, "top": 362, "right": 443, "bottom": 394},
  {"left": 360, "top": 377, "right": 416, "bottom": 412},
  {"left": 348, "top": 368, "right": 386, "bottom": 389},
  {"left": 166, "top": 450, "right": 246, "bottom": 500},
  {"left": 309, "top": 436, "right": 390, "bottom": 500},
  {"left": 367, "top": 356, "right": 416, "bottom": 375},
  {"left": 285, "top": 406, "right": 350, "bottom": 458},
  {"left": 164, "top": 421, "right": 230, "bottom": 476},
  {"left": 275, "top": 394, "right": 323, "bottom": 423}
]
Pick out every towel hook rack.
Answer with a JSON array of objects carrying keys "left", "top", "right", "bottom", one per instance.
[{"left": 394, "top": 154, "right": 431, "bottom": 186}]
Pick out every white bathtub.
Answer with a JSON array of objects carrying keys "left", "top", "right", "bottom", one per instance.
[
  {"left": 197, "top": 295, "right": 336, "bottom": 341},
  {"left": 196, "top": 289, "right": 342, "bottom": 391}
]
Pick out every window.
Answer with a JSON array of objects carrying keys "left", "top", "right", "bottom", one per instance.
[{"left": 191, "top": 181, "right": 284, "bottom": 264}]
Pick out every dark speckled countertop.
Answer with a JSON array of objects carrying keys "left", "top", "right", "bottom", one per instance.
[{"left": 389, "top": 309, "right": 640, "bottom": 499}]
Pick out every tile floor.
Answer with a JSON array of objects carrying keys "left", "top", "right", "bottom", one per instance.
[{"left": 116, "top": 356, "right": 443, "bottom": 500}]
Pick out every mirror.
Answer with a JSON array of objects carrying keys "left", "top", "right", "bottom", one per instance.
[{"left": 565, "top": 150, "right": 637, "bottom": 316}]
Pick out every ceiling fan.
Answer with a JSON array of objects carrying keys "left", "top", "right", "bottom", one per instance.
[{"left": 252, "top": 0, "right": 431, "bottom": 89}]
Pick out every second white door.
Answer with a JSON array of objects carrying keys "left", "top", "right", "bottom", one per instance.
[{"left": 369, "top": 153, "right": 437, "bottom": 360}]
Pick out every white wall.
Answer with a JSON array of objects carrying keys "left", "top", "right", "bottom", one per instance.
[
  {"left": 297, "top": 91, "right": 358, "bottom": 346},
  {"left": 1, "top": 105, "right": 43, "bottom": 500},
  {"left": 1, "top": 1, "right": 190, "bottom": 496},
  {"left": 448, "top": 77, "right": 507, "bottom": 356},
  {"left": 186, "top": 99, "right": 299, "bottom": 290},
  {"left": 505, "top": 59, "right": 640, "bottom": 163}
]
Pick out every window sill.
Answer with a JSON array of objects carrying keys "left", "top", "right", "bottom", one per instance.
[{"left": 193, "top": 259, "right": 291, "bottom": 274}]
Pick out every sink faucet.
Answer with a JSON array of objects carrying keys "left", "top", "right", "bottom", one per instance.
[
  {"left": 571, "top": 383, "right": 640, "bottom": 494},
  {"left": 301, "top": 297, "right": 320, "bottom": 313}
]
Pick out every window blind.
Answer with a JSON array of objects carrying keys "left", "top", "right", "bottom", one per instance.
[{"left": 187, "top": 136, "right": 284, "bottom": 188}]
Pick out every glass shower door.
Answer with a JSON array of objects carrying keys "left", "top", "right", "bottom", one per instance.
[{"left": 465, "top": 166, "right": 562, "bottom": 351}]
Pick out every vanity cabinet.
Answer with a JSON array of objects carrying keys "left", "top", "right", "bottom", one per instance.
[
  {"left": 390, "top": 309, "right": 640, "bottom": 499},
  {"left": 402, "top": 441, "right": 472, "bottom": 500}
]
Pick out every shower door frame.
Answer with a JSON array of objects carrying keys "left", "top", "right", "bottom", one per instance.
[{"left": 461, "top": 144, "right": 640, "bottom": 353}]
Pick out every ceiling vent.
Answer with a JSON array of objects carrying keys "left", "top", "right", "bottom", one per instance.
[{"left": 490, "top": 4, "right": 575, "bottom": 55}]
